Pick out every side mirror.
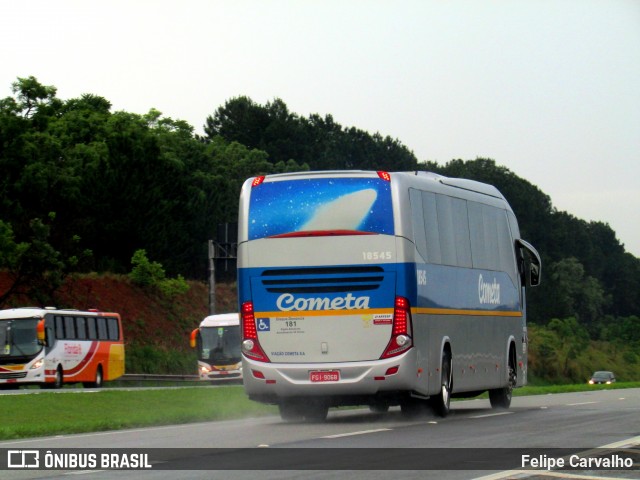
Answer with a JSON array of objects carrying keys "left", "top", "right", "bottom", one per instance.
[
  {"left": 189, "top": 328, "right": 199, "bottom": 349},
  {"left": 36, "top": 319, "right": 46, "bottom": 345},
  {"left": 516, "top": 239, "right": 542, "bottom": 287}
]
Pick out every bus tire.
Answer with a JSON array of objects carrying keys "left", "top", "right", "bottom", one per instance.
[
  {"left": 52, "top": 366, "right": 63, "bottom": 389},
  {"left": 430, "top": 349, "right": 452, "bottom": 417},
  {"left": 304, "top": 401, "right": 329, "bottom": 423},
  {"left": 278, "top": 400, "right": 306, "bottom": 422},
  {"left": 84, "top": 366, "right": 103, "bottom": 388},
  {"left": 489, "top": 364, "right": 516, "bottom": 409},
  {"left": 369, "top": 402, "right": 390, "bottom": 414}
]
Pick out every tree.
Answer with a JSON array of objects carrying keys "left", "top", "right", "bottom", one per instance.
[
  {"left": 547, "top": 317, "right": 590, "bottom": 380},
  {"left": 11, "top": 76, "right": 61, "bottom": 119},
  {"left": 204, "top": 96, "right": 418, "bottom": 171},
  {"left": 0, "top": 215, "right": 78, "bottom": 306},
  {"left": 204, "top": 96, "right": 270, "bottom": 149},
  {"left": 543, "top": 257, "right": 607, "bottom": 331}
]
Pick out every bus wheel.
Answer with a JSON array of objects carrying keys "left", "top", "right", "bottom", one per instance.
[
  {"left": 304, "top": 401, "right": 329, "bottom": 423},
  {"left": 489, "top": 365, "right": 516, "bottom": 409},
  {"left": 369, "top": 402, "right": 390, "bottom": 414},
  {"left": 52, "top": 367, "right": 63, "bottom": 389},
  {"left": 278, "top": 400, "right": 306, "bottom": 422},
  {"left": 84, "top": 367, "right": 103, "bottom": 388},
  {"left": 430, "top": 350, "right": 452, "bottom": 417}
]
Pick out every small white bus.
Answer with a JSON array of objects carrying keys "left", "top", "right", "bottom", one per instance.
[{"left": 189, "top": 313, "right": 242, "bottom": 381}]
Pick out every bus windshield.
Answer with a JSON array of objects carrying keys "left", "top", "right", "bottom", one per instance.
[
  {"left": 199, "top": 326, "right": 241, "bottom": 364},
  {"left": 0, "top": 319, "right": 42, "bottom": 360},
  {"left": 248, "top": 177, "right": 394, "bottom": 240}
]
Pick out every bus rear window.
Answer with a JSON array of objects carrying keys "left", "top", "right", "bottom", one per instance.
[{"left": 248, "top": 177, "right": 394, "bottom": 240}]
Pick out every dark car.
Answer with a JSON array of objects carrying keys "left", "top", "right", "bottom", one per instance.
[{"left": 588, "top": 371, "right": 616, "bottom": 385}]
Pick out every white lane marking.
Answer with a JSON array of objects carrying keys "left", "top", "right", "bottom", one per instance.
[
  {"left": 595, "top": 434, "right": 640, "bottom": 449},
  {"left": 322, "top": 428, "right": 392, "bottom": 439},
  {"left": 474, "top": 468, "right": 626, "bottom": 480},
  {"left": 566, "top": 401, "right": 599, "bottom": 406},
  {"left": 470, "top": 411, "right": 514, "bottom": 419}
]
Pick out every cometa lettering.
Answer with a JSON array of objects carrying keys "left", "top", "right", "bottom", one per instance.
[
  {"left": 277, "top": 293, "right": 370, "bottom": 311},
  {"left": 478, "top": 274, "right": 501, "bottom": 305}
]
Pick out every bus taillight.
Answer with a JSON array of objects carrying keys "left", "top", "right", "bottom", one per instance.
[
  {"left": 377, "top": 171, "right": 391, "bottom": 181},
  {"left": 241, "top": 301, "right": 270, "bottom": 362},
  {"left": 251, "top": 176, "right": 265, "bottom": 187},
  {"left": 380, "top": 296, "right": 413, "bottom": 359}
]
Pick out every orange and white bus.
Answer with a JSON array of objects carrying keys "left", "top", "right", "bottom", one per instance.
[{"left": 0, "top": 307, "right": 125, "bottom": 389}]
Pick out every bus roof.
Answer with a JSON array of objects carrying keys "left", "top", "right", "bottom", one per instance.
[
  {"left": 200, "top": 313, "right": 239, "bottom": 328},
  {"left": 253, "top": 170, "right": 506, "bottom": 201},
  {"left": 0, "top": 308, "right": 119, "bottom": 319}
]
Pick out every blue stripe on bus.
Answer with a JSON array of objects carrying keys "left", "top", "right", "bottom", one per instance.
[{"left": 238, "top": 262, "right": 521, "bottom": 314}]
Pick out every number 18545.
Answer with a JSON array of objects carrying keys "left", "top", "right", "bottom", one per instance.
[{"left": 362, "top": 251, "right": 391, "bottom": 261}]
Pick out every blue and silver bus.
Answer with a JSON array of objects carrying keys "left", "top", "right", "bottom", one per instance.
[{"left": 237, "top": 171, "right": 541, "bottom": 421}]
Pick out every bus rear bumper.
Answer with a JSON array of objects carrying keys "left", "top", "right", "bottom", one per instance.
[{"left": 242, "top": 349, "right": 419, "bottom": 404}]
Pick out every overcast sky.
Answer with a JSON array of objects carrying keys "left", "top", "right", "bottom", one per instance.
[{"left": 2, "top": 0, "right": 639, "bottom": 257}]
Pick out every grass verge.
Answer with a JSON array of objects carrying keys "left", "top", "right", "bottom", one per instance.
[
  {"left": 0, "top": 386, "right": 276, "bottom": 441},
  {"left": 515, "top": 381, "right": 640, "bottom": 396},
  {"left": 1, "top": 382, "right": 638, "bottom": 441}
]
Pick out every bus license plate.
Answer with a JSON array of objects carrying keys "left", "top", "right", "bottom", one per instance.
[{"left": 310, "top": 371, "right": 340, "bottom": 382}]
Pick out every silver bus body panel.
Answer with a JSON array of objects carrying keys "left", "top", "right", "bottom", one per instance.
[{"left": 243, "top": 348, "right": 419, "bottom": 399}]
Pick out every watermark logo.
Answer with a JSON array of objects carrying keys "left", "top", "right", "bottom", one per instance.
[
  {"left": 4, "top": 450, "right": 152, "bottom": 470},
  {"left": 8, "top": 450, "right": 39, "bottom": 469}
]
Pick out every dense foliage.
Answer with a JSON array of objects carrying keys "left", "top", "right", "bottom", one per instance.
[
  {"left": 204, "top": 96, "right": 417, "bottom": 171},
  {"left": 1, "top": 77, "right": 639, "bottom": 360}
]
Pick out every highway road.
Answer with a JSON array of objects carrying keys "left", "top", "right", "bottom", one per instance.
[{"left": 1, "top": 388, "right": 639, "bottom": 480}]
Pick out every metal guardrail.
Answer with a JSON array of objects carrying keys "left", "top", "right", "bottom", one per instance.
[{"left": 120, "top": 374, "right": 199, "bottom": 382}]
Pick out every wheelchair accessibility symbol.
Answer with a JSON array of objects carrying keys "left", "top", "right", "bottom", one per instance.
[{"left": 257, "top": 318, "right": 270, "bottom": 331}]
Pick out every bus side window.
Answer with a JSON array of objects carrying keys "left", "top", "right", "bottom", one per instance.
[
  {"left": 422, "top": 191, "right": 442, "bottom": 264},
  {"left": 409, "top": 188, "right": 428, "bottom": 262},
  {"left": 64, "top": 316, "right": 76, "bottom": 340},
  {"left": 97, "top": 317, "right": 108, "bottom": 340},
  {"left": 436, "top": 194, "right": 472, "bottom": 268},
  {"left": 55, "top": 316, "right": 65, "bottom": 339},
  {"left": 75, "top": 317, "right": 87, "bottom": 340},
  {"left": 106, "top": 317, "right": 119, "bottom": 341},
  {"left": 86, "top": 317, "right": 97, "bottom": 340}
]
